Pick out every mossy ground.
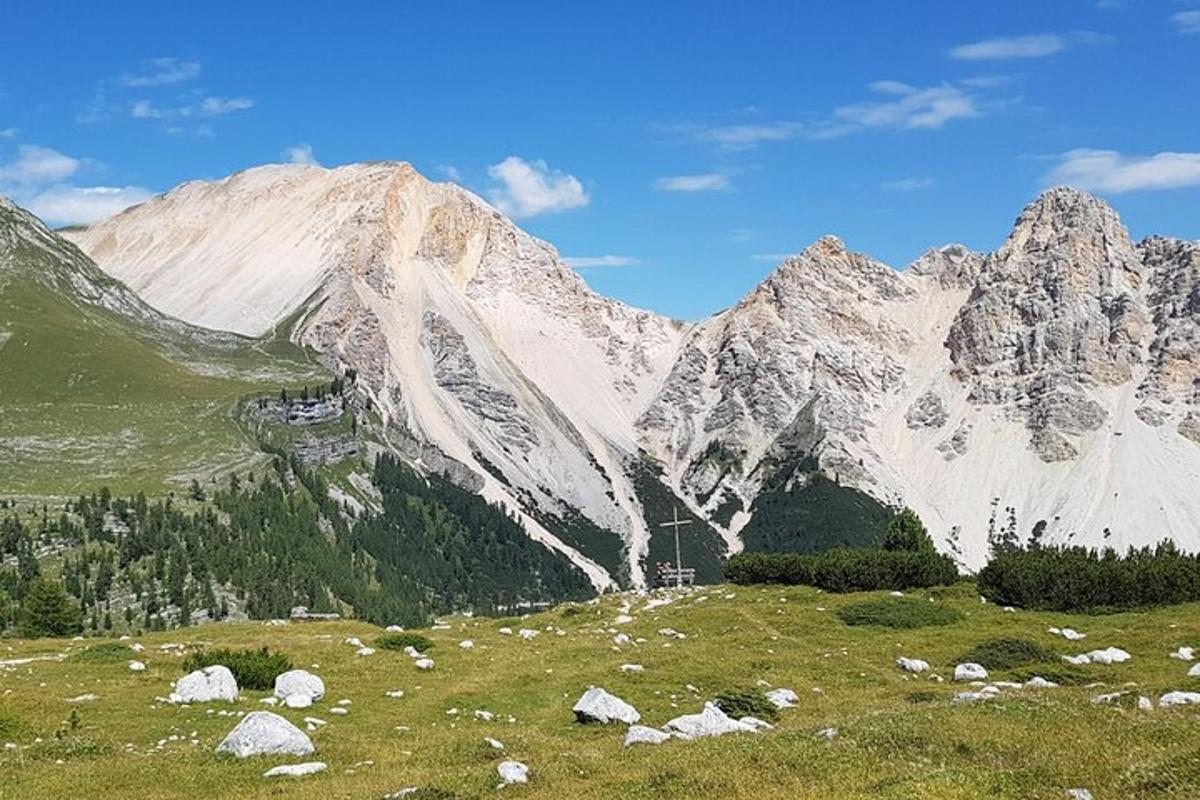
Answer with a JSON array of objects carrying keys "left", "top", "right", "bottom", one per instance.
[{"left": 3, "top": 582, "right": 1200, "bottom": 799}]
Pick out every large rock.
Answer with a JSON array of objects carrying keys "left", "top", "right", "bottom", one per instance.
[
  {"left": 274, "top": 670, "right": 325, "bottom": 704},
  {"left": 764, "top": 688, "right": 798, "bottom": 709},
  {"left": 215, "top": 711, "right": 315, "bottom": 758},
  {"left": 663, "top": 702, "right": 756, "bottom": 739},
  {"left": 170, "top": 665, "right": 238, "bottom": 704},
  {"left": 896, "top": 657, "right": 930, "bottom": 673},
  {"left": 497, "top": 760, "right": 529, "bottom": 785},
  {"left": 624, "top": 725, "right": 671, "bottom": 746},
  {"left": 572, "top": 687, "right": 640, "bottom": 725},
  {"left": 954, "top": 663, "right": 988, "bottom": 682},
  {"left": 1160, "top": 691, "right": 1200, "bottom": 708}
]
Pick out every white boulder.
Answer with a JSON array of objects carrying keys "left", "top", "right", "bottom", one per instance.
[
  {"left": 572, "top": 687, "right": 640, "bottom": 725},
  {"left": 764, "top": 688, "right": 798, "bottom": 709},
  {"left": 215, "top": 711, "right": 314, "bottom": 758},
  {"left": 497, "top": 760, "right": 529, "bottom": 785},
  {"left": 274, "top": 670, "right": 325, "bottom": 705},
  {"left": 896, "top": 657, "right": 930, "bottom": 673},
  {"left": 663, "top": 702, "right": 755, "bottom": 739},
  {"left": 414, "top": 657, "right": 435, "bottom": 670},
  {"left": 1084, "top": 647, "right": 1131, "bottom": 665},
  {"left": 1170, "top": 646, "right": 1195, "bottom": 661},
  {"left": 624, "top": 725, "right": 671, "bottom": 746},
  {"left": 171, "top": 665, "right": 238, "bottom": 704},
  {"left": 954, "top": 663, "right": 988, "bottom": 682},
  {"left": 1189, "top": 662, "right": 1200, "bottom": 677},
  {"left": 128, "top": 660, "right": 147, "bottom": 672},
  {"left": 264, "top": 761, "right": 326, "bottom": 778},
  {"left": 619, "top": 663, "right": 644, "bottom": 673},
  {"left": 1160, "top": 691, "right": 1200, "bottom": 708}
]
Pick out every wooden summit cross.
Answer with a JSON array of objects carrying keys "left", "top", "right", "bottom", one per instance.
[{"left": 659, "top": 506, "right": 692, "bottom": 588}]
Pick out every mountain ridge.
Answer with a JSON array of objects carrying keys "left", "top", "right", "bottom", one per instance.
[{"left": 51, "top": 167, "right": 1200, "bottom": 581}]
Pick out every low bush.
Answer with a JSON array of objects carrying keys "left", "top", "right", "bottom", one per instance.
[
  {"left": 376, "top": 633, "right": 434, "bottom": 652},
  {"left": 727, "top": 548, "right": 959, "bottom": 592},
  {"left": 955, "top": 638, "right": 1059, "bottom": 670},
  {"left": 836, "top": 597, "right": 963, "bottom": 629},
  {"left": 181, "top": 646, "right": 292, "bottom": 690},
  {"left": 713, "top": 689, "right": 780, "bottom": 722},
  {"left": 0, "top": 712, "right": 23, "bottom": 737},
  {"left": 70, "top": 641, "right": 132, "bottom": 662},
  {"left": 978, "top": 542, "right": 1200, "bottom": 613}
]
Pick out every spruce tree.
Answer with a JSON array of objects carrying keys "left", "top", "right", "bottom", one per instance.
[{"left": 19, "top": 577, "right": 84, "bottom": 637}]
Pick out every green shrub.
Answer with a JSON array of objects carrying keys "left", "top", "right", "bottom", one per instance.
[
  {"left": 726, "top": 548, "right": 959, "bottom": 592},
  {"left": 906, "top": 691, "right": 938, "bottom": 704},
  {"left": 836, "top": 598, "right": 963, "bottom": 629},
  {"left": 181, "top": 646, "right": 292, "bottom": 690},
  {"left": 978, "top": 541, "right": 1200, "bottom": 613},
  {"left": 376, "top": 633, "right": 434, "bottom": 652},
  {"left": 713, "top": 689, "right": 780, "bottom": 722},
  {"left": 70, "top": 641, "right": 132, "bottom": 662},
  {"left": 955, "top": 638, "right": 1059, "bottom": 670},
  {"left": 0, "top": 712, "right": 23, "bottom": 737}
]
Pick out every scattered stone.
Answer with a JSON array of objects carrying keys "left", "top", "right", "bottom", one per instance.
[
  {"left": 764, "top": 688, "right": 798, "bottom": 709},
  {"left": 1067, "top": 790, "right": 1093, "bottom": 800},
  {"left": 1170, "top": 646, "right": 1195, "bottom": 661},
  {"left": 954, "top": 663, "right": 988, "bottom": 682},
  {"left": 284, "top": 694, "right": 313, "bottom": 710},
  {"left": 739, "top": 716, "right": 774, "bottom": 731},
  {"left": 619, "top": 663, "right": 644, "bottom": 673},
  {"left": 65, "top": 693, "right": 99, "bottom": 704},
  {"left": 356, "top": 647, "right": 376, "bottom": 657},
  {"left": 385, "top": 625, "right": 404, "bottom": 633},
  {"left": 816, "top": 727, "right": 838, "bottom": 740},
  {"left": 459, "top": 640, "right": 475, "bottom": 650},
  {"left": 274, "top": 670, "right": 325, "bottom": 705},
  {"left": 386, "top": 690, "right": 406, "bottom": 699},
  {"left": 329, "top": 707, "right": 349, "bottom": 716},
  {"left": 1189, "top": 663, "right": 1200, "bottom": 677},
  {"left": 1048, "top": 627, "right": 1087, "bottom": 641},
  {"left": 485, "top": 737, "right": 504, "bottom": 750},
  {"left": 573, "top": 687, "right": 640, "bottom": 725},
  {"left": 518, "top": 629, "right": 539, "bottom": 640},
  {"left": 896, "top": 657, "right": 930, "bottom": 673},
  {"left": 664, "top": 702, "right": 755, "bottom": 739},
  {"left": 1160, "top": 691, "right": 1200, "bottom": 707},
  {"left": 215, "top": 712, "right": 314, "bottom": 758},
  {"left": 1068, "top": 647, "right": 1131, "bottom": 665},
  {"left": 497, "top": 760, "right": 529, "bottom": 785},
  {"left": 414, "top": 658, "right": 435, "bottom": 671},
  {"left": 624, "top": 725, "right": 671, "bottom": 746},
  {"left": 475, "top": 710, "right": 495, "bottom": 721},
  {"left": 1024, "top": 676, "right": 1059, "bottom": 689},
  {"left": 170, "top": 665, "right": 238, "bottom": 704},
  {"left": 264, "top": 761, "right": 326, "bottom": 778},
  {"left": 128, "top": 661, "right": 147, "bottom": 672}
]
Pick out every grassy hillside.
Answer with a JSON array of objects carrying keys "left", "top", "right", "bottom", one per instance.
[
  {"left": 0, "top": 203, "right": 325, "bottom": 497},
  {"left": 4, "top": 582, "right": 1200, "bottom": 798}
]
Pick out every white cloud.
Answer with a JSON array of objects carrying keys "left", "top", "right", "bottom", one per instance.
[
  {"left": 119, "top": 58, "right": 202, "bottom": 87},
  {"left": 131, "top": 96, "right": 254, "bottom": 120},
  {"left": 948, "top": 31, "right": 1112, "bottom": 60},
  {"left": 283, "top": 143, "right": 319, "bottom": 166},
  {"left": 882, "top": 177, "right": 935, "bottom": 191},
  {"left": 684, "top": 122, "right": 806, "bottom": 151},
  {"left": 0, "top": 143, "right": 153, "bottom": 226},
  {"left": 1171, "top": 10, "right": 1200, "bottom": 34},
  {"left": 563, "top": 255, "right": 640, "bottom": 268},
  {"left": 0, "top": 145, "right": 80, "bottom": 186},
  {"left": 25, "top": 185, "right": 155, "bottom": 226},
  {"left": 830, "top": 82, "right": 978, "bottom": 132},
  {"left": 949, "top": 34, "right": 1066, "bottom": 60},
  {"left": 437, "top": 164, "right": 462, "bottom": 182},
  {"left": 655, "top": 173, "right": 731, "bottom": 192},
  {"left": 1044, "top": 148, "right": 1200, "bottom": 193},
  {"left": 486, "top": 156, "right": 589, "bottom": 219},
  {"left": 0, "top": 127, "right": 16, "bottom": 139}
]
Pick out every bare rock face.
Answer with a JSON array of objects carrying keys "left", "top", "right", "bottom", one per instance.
[
  {"left": 906, "top": 390, "right": 948, "bottom": 429},
  {"left": 947, "top": 188, "right": 1145, "bottom": 461}
]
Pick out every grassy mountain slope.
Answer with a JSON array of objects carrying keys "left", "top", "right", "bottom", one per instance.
[
  {"left": 0, "top": 198, "right": 325, "bottom": 496},
  {"left": 4, "top": 582, "right": 1200, "bottom": 798}
]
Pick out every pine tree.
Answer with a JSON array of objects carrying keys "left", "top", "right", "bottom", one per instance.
[
  {"left": 882, "top": 508, "right": 934, "bottom": 553},
  {"left": 19, "top": 577, "right": 84, "bottom": 637}
]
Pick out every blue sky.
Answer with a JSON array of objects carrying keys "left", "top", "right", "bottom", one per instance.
[{"left": 1, "top": 1, "right": 1198, "bottom": 320}]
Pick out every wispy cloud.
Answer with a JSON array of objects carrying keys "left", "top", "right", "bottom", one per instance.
[
  {"left": 563, "top": 255, "right": 640, "bottom": 269},
  {"left": 752, "top": 252, "right": 798, "bottom": 262},
  {"left": 655, "top": 172, "right": 731, "bottom": 192},
  {"left": 0, "top": 127, "right": 16, "bottom": 139},
  {"left": 1171, "top": 10, "right": 1200, "bottom": 34},
  {"left": 486, "top": 156, "right": 589, "bottom": 219},
  {"left": 0, "top": 143, "right": 153, "bottom": 225},
  {"left": 282, "top": 143, "right": 319, "bottom": 166},
  {"left": 437, "top": 164, "right": 462, "bottom": 182},
  {"left": 882, "top": 177, "right": 935, "bottom": 191},
  {"left": 119, "top": 57, "right": 202, "bottom": 87},
  {"left": 131, "top": 96, "right": 254, "bottom": 120},
  {"left": 948, "top": 31, "right": 1112, "bottom": 60},
  {"left": 1045, "top": 148, "right": 1200, "bottom": 193},
  {"left": 669, "top": 80, "right": 992, "bottom": 150}
]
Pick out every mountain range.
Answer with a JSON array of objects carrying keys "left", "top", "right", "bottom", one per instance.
[{"left": 5, "top": 162, "right": 1199, "bottom": 588}]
